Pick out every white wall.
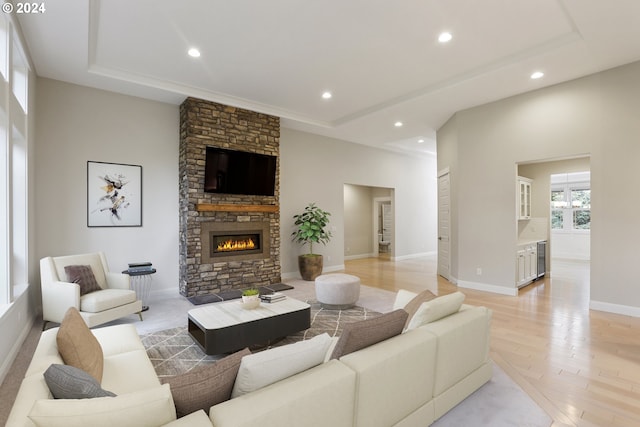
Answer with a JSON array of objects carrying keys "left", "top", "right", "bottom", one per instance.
[
  {"left": 280, "top": 128, "right": 437, "bottom": 277},
  {"left": 35, "top": 78, "right": 180, "bottom": 292},
  {"left": 437, "top": 60, "right": 640, "bottom": 316},
  {"left": 32, "top": 80, "right": 438, "bottom": 289},
  {"left": 344, "top": 184, "right": 375, "bottom": 258}
]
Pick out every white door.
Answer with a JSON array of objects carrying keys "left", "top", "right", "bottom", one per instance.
[
  {"left": 382, "top": 203, "right": 392, "bottom": 243},
  {"left": 438, "top": 170, "right": 451, "bottom": 280}
]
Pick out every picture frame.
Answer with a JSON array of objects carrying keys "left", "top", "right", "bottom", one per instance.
[{"left": 87, "top": 161, "right": 142, "bottom": 227}]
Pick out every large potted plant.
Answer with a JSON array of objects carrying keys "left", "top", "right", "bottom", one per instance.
[{"left": 291, "top": 203, "right": 332, "bottom": 281}]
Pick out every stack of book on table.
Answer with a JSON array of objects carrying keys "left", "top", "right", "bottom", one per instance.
[
  {"left": 127, "top": 262, "right": 155, "bottom": 274},
  {"left": 260, "top": 292, "right": 286, "bottom": 303}
]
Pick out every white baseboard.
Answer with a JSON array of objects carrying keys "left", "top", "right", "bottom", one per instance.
[
  {"left": 457, "top": 280, "right": 518, "bottom": 296},
  {"left": 590, "top": 300, "right": 640, "bottom": 318}
]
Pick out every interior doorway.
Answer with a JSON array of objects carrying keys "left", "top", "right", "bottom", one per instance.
[
  {"left": 373, "top": 197, "right": 392, "bottom": 258},
  {"left": 343, "top": 184, "right": 394, "bottom": 260},
  {"left": 517, "top": 156, "right": 590, "bottom": 297}
]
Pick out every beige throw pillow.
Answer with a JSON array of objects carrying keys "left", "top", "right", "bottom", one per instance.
[
  {"left": 56, "top": 307, "right": 104, "bottom": 382},
  {"left": 402, "top": 289, "right": 437, "bottom": 329},
  {"left": 162, "top": 347, "right": 250, "bottom": 417},
  {"left": 406, "top": 291, "right": 465, "bottom": 330},
  {"left": 231, "top": 333, "right": 332, "bottom": 398}
]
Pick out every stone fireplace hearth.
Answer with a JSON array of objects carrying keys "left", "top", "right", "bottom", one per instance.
[{"left": 178, "top": 98, "right": 281, "bottom": 297}]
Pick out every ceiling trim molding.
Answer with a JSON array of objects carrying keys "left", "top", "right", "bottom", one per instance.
[
  {"left": 86, "top": 0, "right": 332, "bottom": 128},
  {"left": 333, "top": 31, "right": 584, "bottom": 127},
  {"left": 84, "top": 0, "right": 585, "bottom": 139}
]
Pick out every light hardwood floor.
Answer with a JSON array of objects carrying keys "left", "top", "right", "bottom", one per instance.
[{"left": 343, "top": 256, "right": 640, "bottom": 427}]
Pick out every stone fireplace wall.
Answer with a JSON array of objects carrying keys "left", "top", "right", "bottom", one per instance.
[{"left": 179, "top": 98, "right": 281, "bottom": 297}]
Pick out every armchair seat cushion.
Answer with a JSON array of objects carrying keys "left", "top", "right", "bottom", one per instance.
[{"left": 80, "top": 289, "right": 137, "bottom": 313}]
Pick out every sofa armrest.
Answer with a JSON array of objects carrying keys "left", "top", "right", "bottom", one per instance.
[
  {"left": 27, "top": 384, "right": 176, "bottom": 427},
  {"left": 105, "top": 272, "right": 131, "bottom": 290},
  {"left": 42, "top": 281, "right": 80, "bottom": 324}
]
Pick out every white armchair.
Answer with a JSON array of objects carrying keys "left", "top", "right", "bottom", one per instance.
[{"left": 40, "top": 252, "right": 143, "bottom": 328}]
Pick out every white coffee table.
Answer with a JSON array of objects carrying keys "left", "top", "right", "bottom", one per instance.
[{"left": 187, "top": 297, "right": 311, "bottom": 355}]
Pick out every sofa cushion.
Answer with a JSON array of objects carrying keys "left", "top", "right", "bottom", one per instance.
[
  {"left": 80, "top": 288, "right": 137, "bottom": 313},
  {"left": 330, "top": 309, "right": 408, "bottom": 360},
  {"left": 401, "top": 289, "right": 437, "bottom": 329},
  {"left": 56, "top": 307, "right": 104, "bottom": 382},
  {"left": 28, "top": 384, "right": 176, "bottom": 427},
  {"left": 211, "top": 360, "right": 356, "bottom": 427},
  {"left": 162, "top": 347, "right": 250, "bottom": 417},
  {"left": 161, "top": 410, "right": 212, "bottom": 427},
  {"left": 44, "top": 364, "right": 115, "bottom": 399},
  {"left": 406, "top": 291, "right": 465, "bottom": 330},
  {"left": 64, "top": 265, "right": 102, "bottom": 296},
  {"left": 231, "top": 333, "right": 332, "bottom": 398}
]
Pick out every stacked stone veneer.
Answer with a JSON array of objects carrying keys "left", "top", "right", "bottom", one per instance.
[{"left": 179, "top": 97, "right": 281, "bottom": 297}]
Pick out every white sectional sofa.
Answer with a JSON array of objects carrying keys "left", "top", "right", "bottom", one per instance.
[
  {"left": 210, "top": 303, "right": 492, "bottom": 427},
  {"left": 7, "top": 294, "right": 492, "bottom": 427},
  {"left": 6, "top": 319, "right": 213, "bottom": 427}
]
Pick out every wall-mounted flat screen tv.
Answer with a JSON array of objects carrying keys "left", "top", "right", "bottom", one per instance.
[{"left": 204, "top": 147, "right": 277, "bottom": 196}]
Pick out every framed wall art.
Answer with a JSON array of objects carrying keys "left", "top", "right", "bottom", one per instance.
[{"left": 87, "top": 161, "right": 142, "bottom": 227}]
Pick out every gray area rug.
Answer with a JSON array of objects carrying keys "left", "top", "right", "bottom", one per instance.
[
  {"left": 141, "top": 301, "right": 380, "bottom": 377},
  {"left": 141, "top": 302, "right": 551, "bottom": 426}
]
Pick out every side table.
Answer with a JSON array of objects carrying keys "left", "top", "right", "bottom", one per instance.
[{"left": 122, "top": 268, "right": 156, "bottom": 311}]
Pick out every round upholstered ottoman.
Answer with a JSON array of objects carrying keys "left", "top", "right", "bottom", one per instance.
[{"left": 315, "top": 273, "right": 361, "bottom": 309}]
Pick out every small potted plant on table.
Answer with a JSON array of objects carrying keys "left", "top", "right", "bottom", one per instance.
[
  {"left": 241, "top": 287, "right": 260, "bottom": 309},
  {"left": 291, "top": 203, "right": 332, "bottom": 281}
]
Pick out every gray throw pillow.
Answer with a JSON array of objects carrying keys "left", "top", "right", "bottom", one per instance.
[
  {"left": 44, "top": 364, "right": 116, "bottom": 399},
  {"left": 330, "top": 309, "right": 408, "bottom": 360},
  {"left": 64, "top": 265, "right": 102, "bottom": 296}
]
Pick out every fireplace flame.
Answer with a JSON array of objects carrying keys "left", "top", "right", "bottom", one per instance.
[{"left": 217, "top": 237, "right": 256, "bottom": 252}]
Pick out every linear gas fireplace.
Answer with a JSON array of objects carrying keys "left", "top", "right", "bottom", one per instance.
[
  {"left": 211, "top": 231, "right": 262, "bottom": 258},
  {"left": 201, "top": 221, "right": 271, "bottom": 263}
]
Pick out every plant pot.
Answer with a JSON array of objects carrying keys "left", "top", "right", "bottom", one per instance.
[
  {"left": 298, "top": 254, "right": 323, "bottom": 281},
  {"left": 241, "top": 295, "right": 260, "bottom": 309}
]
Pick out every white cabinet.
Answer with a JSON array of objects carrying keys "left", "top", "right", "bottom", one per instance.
[
  {"left": 516, "top": 243, "right": 537, "bottom": 287},
  {"left": 517, "top": 177, "right": 532, "bottom": 220}
]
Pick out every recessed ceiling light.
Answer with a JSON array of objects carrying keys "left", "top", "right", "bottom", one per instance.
[
  {"left": 531, "top": 71, "right": 544, "bottom": 80},
  {"left": 394, "top": 121, "right": 403, "bottom": 127},
  {"left": 322, "top": 91, "right": 332, "bottom": 99},
  {"left": 188, "top": 48, "right": 201, "bottom": 58},
  {"left": 418, "top": 139, "right": 425, "bottom": 143},
  {"left": 438, "top": 32, "right": 453, "bottom": 43}
]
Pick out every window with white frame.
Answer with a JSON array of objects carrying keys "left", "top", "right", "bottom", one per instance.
[
  {"left": 0, "top": 13, "right": 30, "bottom": 307},
  {"left": 550, "top": 172, "right": 590, "bottom": 232}
]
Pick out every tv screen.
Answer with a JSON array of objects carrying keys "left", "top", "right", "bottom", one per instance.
[{"left": 204, "top": 147, "right": 277, "bottom": 196}]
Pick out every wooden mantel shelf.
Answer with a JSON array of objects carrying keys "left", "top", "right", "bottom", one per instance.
[{"left": 196, "top": 203, "right": 279, "bottom": 213}]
